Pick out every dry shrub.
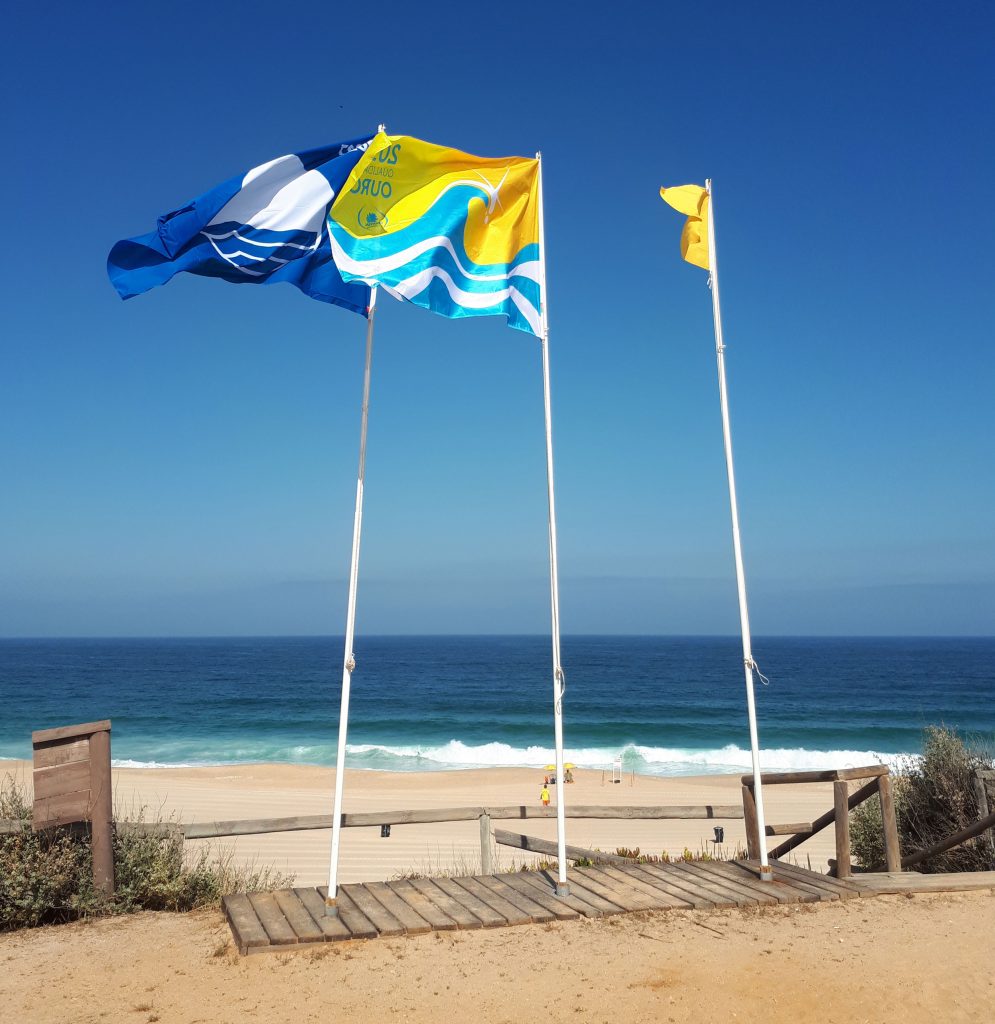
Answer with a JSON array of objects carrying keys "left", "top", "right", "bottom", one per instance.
[
  {"left": 0, "top": 775, "right": 291, "bottom": 932},
  {"left": 850, "top": 727, "right": 995, "bottom": 873}
]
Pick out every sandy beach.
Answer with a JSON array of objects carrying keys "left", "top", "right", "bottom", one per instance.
[
  {"left": 3, "top": 760, "right": 841, "bottom": 883},
  {"left": 3, "top": 890, "right": 993, "bottom": 1024},
  {"left": 5, "top": 753, "right": 995, "bottom": 1024}
]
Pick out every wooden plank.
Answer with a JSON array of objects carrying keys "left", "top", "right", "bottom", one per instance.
[
  {"left": 850, "top": 871, "right": 995, "bottom": 894},
  {"left": 666, "top": 862, "right": 764, "bottom": 906},
  {"left": 406, "top": 878, "right": 483, "bottom": 929},
  {"left": 185, "top": 815, "right": 334, "bottom": 839},
  {"left": 32, "top": 738, "right": 90, "bottom": 770},
  {"left": 493, "top": 827, "right": 634, "bottom": 865},
  {"left": 765, "top": 822, "right": 813, "bottom": 836},
  {"left": 742, "top": 765, "right": 889, "bottom": 785},
  {"left": 762, "top": 866, "right": 839, "bottom": 902},
  {"left": 247, "top": 891, "right": 298, "bottom": 946},
  {"left": 762, "top": 860, "right": 861, "bottom": 900},
  {"left": 363, "top": 881, "right": 433, "bottom": 935},
  {"left": 223, "top": 893, "right": 270, "bottom": 954},
  {"left": 512, "top": 871, "right": 604, "bottom": 919},
  {"left": 633, "top": 863, "right": 735, "bottom": 909},
  {"left": 484, "top": 804, "right": 744, "bottom": 820},
  {"left": 451, "top": 876, "right": 531, "bottom": 925},
  {"left": 539, "top": 868, "right": 627, "bottom": 916},
  {"left": 429, "top": 877, "right": 508, "bottom": 928},
  {"left": 182, "top": 804, "right": 745, "bottom": 838},
  {"left": 694, "top": 861, "right": 813, "bottom": 904},
  {"left": 666, "top": 862, "right": 775, "bottom": 905},
  {"left": 616, "top": 864, "right": 718, "bottom": 910},
  {"left": 341, "top": 883, "right": 407, "bottom": 936},
  {"left": 387, "top": 880, "right": 459, "bottom": 931},
  {"left": 770, "top": 860, "right": 862, "bottom": 897},
  {"left": 32, "top": 790, "right": 91, "bottom": 830},
  {"left": 769, "top": 779, "right": 881, "bottom": 860},
  {"left": 497, "top": 872, "right": 580, "bottom": 920},
  {"left": 272, "top": 889, "right": 324, "bottom": 943},
  {"left": 572, "top": 867, "right": 661, "bottom": 913},
  {"left": 32, "top": 720, "right": 111, "bottom": 745},
  {"left": 294, "top": 887, "right": 352, "bottom": 941},
  {"left": 597, "top": 865, "right": 693, "bottom": 909},
  {"left": 32, "top": 760, "right": 91, "bottom": 800},
  {"left": 317, "top": 885, "right": 379, "bottom": 939},
  {"left": 833, "top": 781, "right": 852, "bottom": 878},
  {"left": 475, "top": 875, "right": 555, "bottom": 922}
]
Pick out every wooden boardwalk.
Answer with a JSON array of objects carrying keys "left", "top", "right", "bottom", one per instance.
[{"left": 223, "top": 859, "right": 868, "bottom": 955}]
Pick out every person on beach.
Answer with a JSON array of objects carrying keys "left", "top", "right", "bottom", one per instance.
[{"left": 540, "top": 785, "right": 551, "bottom": 806}]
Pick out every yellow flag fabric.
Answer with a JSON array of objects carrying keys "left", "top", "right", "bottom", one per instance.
[
  {"left": 327, "top": 132, "right": 541, "bottom": 334},
  {"left": 659, "top": 184, "right": 710, "bottom": 270}
]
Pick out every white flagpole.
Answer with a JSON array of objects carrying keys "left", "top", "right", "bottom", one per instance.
[
  {"left": 536, "top": 152, "right": 570, "bottom": 896},
  {"left": 705, "top": 178, "right": 772, "bottom": 880},
  {"left": 325, "top": 283, "right": 379, "bottom": 914}
]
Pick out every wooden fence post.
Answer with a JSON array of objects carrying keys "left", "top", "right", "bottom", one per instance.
[
  {"left": 833, "top": 781, "right": 852, "bottom": 878},
  {"left": 972, "top": 771, "right": 995, "bottom": 857},
  {"left": 479, "top": 812, "right": 492, "bottom": 875},
  {"left": 741, "top": 784, "right": 761, "bottom": 860},
  {"left": 877, "top": 773, "right": 902, "bottom": 872}
]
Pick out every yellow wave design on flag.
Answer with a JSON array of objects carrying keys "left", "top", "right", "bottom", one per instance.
[
  {"left": 660, "top": 184, "right": 710, "bottom": 270},
  {"left": 328, "top": 133, "right": 542, "bottom": 334}
]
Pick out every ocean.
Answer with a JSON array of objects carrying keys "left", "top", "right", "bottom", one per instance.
[{"left": 0, "top": 636, "right": 992, "bottom": 775}]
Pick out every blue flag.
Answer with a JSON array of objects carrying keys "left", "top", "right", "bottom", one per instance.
[{"left": 107, "top": 136, "right": 375, "bottom": 315}]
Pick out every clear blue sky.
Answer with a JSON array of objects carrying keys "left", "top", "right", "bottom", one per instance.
[{"left": 1, "top": 2, "right": 992, "bottom": 637}]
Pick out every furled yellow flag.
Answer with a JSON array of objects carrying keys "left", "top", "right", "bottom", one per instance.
[{"left": 660, "top": 184, "right": 710, "bottom": 270}]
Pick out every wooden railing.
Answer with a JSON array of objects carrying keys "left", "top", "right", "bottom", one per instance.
[
  {"left": 182, "top": 804, "right": 743, "bottom": 875},
  {"left": 741, "top": 765, "right": 901, "bottom": 877},
  {"left": 1, "top": 802, "right": 746, "bottom": 876}
]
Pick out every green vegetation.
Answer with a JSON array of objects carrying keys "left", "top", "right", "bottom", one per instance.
[
  {"left": 0, "top": 776, "right": 290, "bottom": 932},
  {"left": 850, "top": 727, "right": 995, "bottom": 873}
]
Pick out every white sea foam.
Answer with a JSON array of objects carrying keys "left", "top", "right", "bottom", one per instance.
[
  {"left": 92, "top": 740, "right": 906, "bottom": 774},
  {"left": 343, "top": 740, "right": 904, "bottom": 776}
]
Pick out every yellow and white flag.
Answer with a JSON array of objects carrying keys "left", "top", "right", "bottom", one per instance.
[{"left": 660, "top": 184, "right": 709, "bottom": 270}]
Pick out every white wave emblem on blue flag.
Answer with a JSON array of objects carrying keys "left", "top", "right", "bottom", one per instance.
[
  {"left": 107, "top": 135, "right": 374, "bottom": 315},
  {"left": 200, "top": 155, "right": 335, "bottom": 277}
]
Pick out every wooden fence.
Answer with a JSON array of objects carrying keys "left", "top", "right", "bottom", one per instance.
[
  {"left": 740, "top": 765, "right": 901, "bottom": 877},
  {"left": 1, "top": 802, "right": 747, "bottom": 875}
]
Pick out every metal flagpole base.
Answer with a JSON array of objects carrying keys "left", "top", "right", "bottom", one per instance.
[
  {"left": 555, "top": 883, "right": 571, "bottom": 898},
  {"left": 324, "top": 898, "right": 340, "bottom": 918},
  {"left": 758, "top": 864, "right": 774, "bottom": 882}
]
